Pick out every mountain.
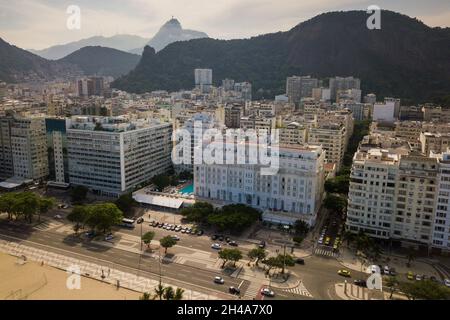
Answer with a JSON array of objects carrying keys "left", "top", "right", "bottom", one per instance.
[
  {"left": 131, "top": 18, "right": 208, "bottom": 54},
  {"left": 112, "top": 11, "right": 450, "bottom": 103},
  {"left": 30, "top": 35, "right": 149, "bottom": 60},
  {"left": 0, "top": 37, "right": 81, "bottom": 83},
  {"left": 58, "top": 46, "right": 141, "bottom": 78}
]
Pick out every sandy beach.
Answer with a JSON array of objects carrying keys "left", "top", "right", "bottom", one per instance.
[{"left": 0, "top": 252, "right": 141, "bottom": 300}]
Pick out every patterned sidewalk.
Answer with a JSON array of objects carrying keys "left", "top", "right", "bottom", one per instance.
[{"left": 0, "top": 239, "right": 223, "bottom": 300}]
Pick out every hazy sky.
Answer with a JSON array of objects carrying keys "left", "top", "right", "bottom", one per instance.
[{"left": 1, "top": 0, "right": 449, "bottom": 50}]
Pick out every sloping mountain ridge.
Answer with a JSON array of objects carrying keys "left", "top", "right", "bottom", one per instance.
[
  {"left": 58, "top": 46, "right": 141, "bottom": 78},
  {"left": 29, "top": 35, "right": 150, "bottom": 60},
  {"left": 112, "top": 10, "right": 450, "bottom": 103},
  {"left": 0, "top": 37, "right": 81, "bottom": 83}
]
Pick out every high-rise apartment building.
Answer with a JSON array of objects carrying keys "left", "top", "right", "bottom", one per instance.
[
  {"left": 329, "top": 77, "right": 361, "bottom": 102},
  {"left": 67, "top": 116, "right": 172, "bottom": 197},
  {"left": 10, "top": 116, "right": 49, "bottom": 180},
  {"left": 286, "top": 76, "right": 318, "bottom": 107},
  {"left": 195, "top": 69, "right": 213, "bottom": 93},
  {"left": 46, "top": 118, "right": 69, "bottom": 185}
]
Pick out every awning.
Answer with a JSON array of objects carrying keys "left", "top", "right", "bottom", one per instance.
[{"left": 133, "top": 193, "right": 184, "bottom": 209}]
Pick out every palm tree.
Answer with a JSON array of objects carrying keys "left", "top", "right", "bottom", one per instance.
[
  {"left": 174, "top": 288, "right": 184, "bottom": 300},
  {"left": 139, "top": 292, "right": 151, "bottom": 300},
  {"left": 163, "top": 286, "right": 175, "bottom": 300},
  {"left": 154, "top": 283, "right": 166, "bottom": 300}
]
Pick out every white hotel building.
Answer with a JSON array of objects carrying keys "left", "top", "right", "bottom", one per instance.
[
  {"left": 194, "top": 143, "right": 325, "bottom": 225},
  {"left": 67, "top": 116, "right": 172, "bottom": 197}
]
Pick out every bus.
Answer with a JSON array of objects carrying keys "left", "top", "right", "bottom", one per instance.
[{"left": 120, "top": 218, "right": 135, "bottom": 229}]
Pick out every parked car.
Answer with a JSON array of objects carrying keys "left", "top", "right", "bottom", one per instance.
[
  {"left": 196, "top": 230, "right": 204, "bottom": 236},
  {"left": 229, "top": 286, "right": 240, "bottom": 295},
  {"left": 170, "top": 225, "right": 176, "bottom": 231},
  {"left": 324, "top": 237, "right": 331, "bottom": 245},
  {"left": 338, "top": 269, "right": 351, "bottom": 277},
  {"left": 354, "top": 279, "right": 367, "bottom": 287},
  {"left": 136, "top": 217, "right": 144, "bottom": 224},
  {"left": 407, "top": 271, "right": 414, "bottom": 280},
  {"left": 260, "top": 287, "right": 275, "bottom": 297},
  {"left": 171, "top": 235, "right": 180, "bottom": 241},
  {"left": 389, "top": 268, "right": 397, "bottom": 276},
  {"left": 53, "top": 214, "right": 63, "bottom": 219},
  {"left": 211, "top": 235, "right": 218, "bottom": 240},
  {"left": 214, "top": 276, "right": 224, "bottom": 284},
  {"left": 259, "top": 240, "right": 266, "bottom": 248},
  {"left": 295, "top": 258, "right": 305, "bottom": 265},
  {"left": 218, "top": 235, "right": 224, "bottom": 241},
  {"left": 383, "top": 266, "right": 390, "bottom": 274},
  {"left": 225, "top": 237, "right": 231, "bottom": 243},
  {"left": 85, "top": 231, "right": 96, "bottom": 238},
  {"left": 229, "top": 241, "right": 238, "bottom": 247},
  {"left": 415, "top": 274, "right": 423, "bottom": 281},
  {"left": 175, "top": 226, "right": 182, "bottom": 232},
  {"left": 104, "top": 233, "right": 114, "bottom": 241},
  {"left": 211, "top": 243, "right": 222, "bottom": 250}
]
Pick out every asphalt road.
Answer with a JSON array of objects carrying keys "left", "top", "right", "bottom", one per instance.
[
  {"left": 0, "top": 220, "right": 245, "bottom": 299},
  {"left": 0, "top": 211, "right": 364, "bottom": 300}
]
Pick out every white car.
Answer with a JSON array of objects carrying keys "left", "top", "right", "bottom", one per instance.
[
  {"left": 214, "top": 276, "right": 224, "bottom": 284},
  {"left": 53, "top": 214, "right": 62, "bottom": 219},
  {"left": 383, "top": 266, "right": 390, "bottom": 274},
  {"left": 260, "top": 288, "right": 275, "bottom": 297},
  {"left": 444, "top": 279, "right": 450, "bottom": 287},
  {"left": 171, "top": 235, "right": 180, "bottom": 241},
  {"left": 104, "top": 234, "right": 114, "bottom": 241},
  {"left": 211, "top": 243, "right": 221, "bottom": 250}
]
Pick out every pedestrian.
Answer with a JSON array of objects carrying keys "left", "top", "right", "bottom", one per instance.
[{"left": 108, "top": 268, "right": 110, "bottom": 277}]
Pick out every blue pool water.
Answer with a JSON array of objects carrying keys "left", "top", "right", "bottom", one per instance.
[{"left": 180, "top": 184, "right": 194, "bottom": 194}]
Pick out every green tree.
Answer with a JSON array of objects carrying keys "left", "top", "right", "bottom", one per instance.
[
  {"left": 180, "top": 202, "right": 214, "bottom": 224},
  {"left": 114, "top": 193, "right": 137, "bottom": 216},
  {"left": 294, "top": 220, "right": 309, "bottom": 236},
  {"left": 0, "top": 192, "right": 18, "bottom": 220},
  {"left": 37, "top": 197, "right": 55, "bottom": 222},
  {"left": 70, "top": 186, "right": 88, "bottom": 204},
  {"left": 207, "top": 204, "right": 261, "bottom": 233},
  {"left": 142, "top": 231, "right": 155, "bottom": 248},
  {"left": 248, "top": 247, "right": 267, "bottom": 266},
  {"left": 151, "top": 174, "right": 171, "bottom": 192},
  {"left": 262, "top": 256, "right": 282, "bottom": 274},
  {"left": 163, "top": 286, "right": 175, "bottom": 300},
  {"left": 323, "top": 194, "right": 347, "bottom": 213},
  {"left": 139, "top": 292, "right": 151, "bottom": 300},
  {"left": 293, "top": 236, "right": 304, "bottom": 246},
  {"left": 160, "top": 235, "right": 177, "bottom": 254},
  {"left": 276, "top": 253, "right": 295, "bottom": 274},
  {"left": 85, "top": 203, "right": 123, "bottom": 234},
  {"left": 12, "top": 192, "right": 39, "bottom": 223},
  {"left": 399, "top": 280, "right": 450, "bottom": 300},
  {"left": 218, "top": 248, "right": 243, "bottom": 268},
  {"left": 67, "top": 205, "right": 89, "bottom": 234},
  {"left": 154, "top": 283, "right": 166, "bottom": 300},
  {"left": 174, "top": 288, "right": 184, "bottom": 300}
]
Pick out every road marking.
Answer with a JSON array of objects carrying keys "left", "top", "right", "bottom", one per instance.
[
  {"left": 238, "top": 280, "right": 244, "bottom": 289},
  {"left": 0, "top": 232, "right": 237, "bottom": 299}
]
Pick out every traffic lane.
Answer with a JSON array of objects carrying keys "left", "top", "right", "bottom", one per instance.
[
  {"left": 0, "top": 224, "right": 244, "bottom": 297},
  {"left": 293, "top": 255, "right": 368, "bottom": 299},
  {"left": 120, "top": 224, "right": 254, "bottom": 255}
]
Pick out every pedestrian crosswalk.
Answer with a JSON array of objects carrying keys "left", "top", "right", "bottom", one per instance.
[
  {"left": 243, "top": 281, "right": 262, "bottom": 300},
  {"left": 283, "top": 282, "right": 313, "bottom": 298},
  {"left": 33, "top": 220, "right": 63, "bottom": 231},
  {"left": 314, "top": 247, "right": 339, "bottom": 258}
]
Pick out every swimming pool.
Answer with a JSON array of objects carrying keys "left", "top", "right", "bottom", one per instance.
[{"left": 179, "top": 184, "right": 194, "bottom": 195}]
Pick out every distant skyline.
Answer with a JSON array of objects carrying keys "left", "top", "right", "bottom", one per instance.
[{"left": 1, "top": 0, "right": 449, "bottom": 50}]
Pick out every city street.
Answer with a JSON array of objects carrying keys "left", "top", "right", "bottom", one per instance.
[{"left": 0, "top": 211, "right": 360, "bottom": 300}]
